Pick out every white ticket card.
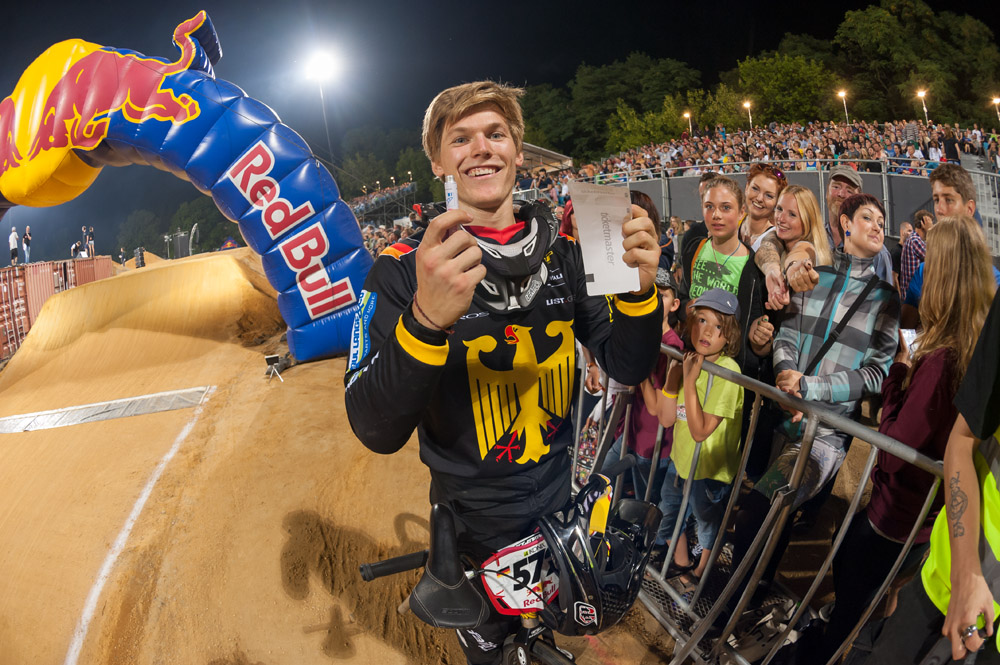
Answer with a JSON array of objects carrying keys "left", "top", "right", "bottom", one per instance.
[{"left": 567, "top": 181, "right": 639, "bottom": 296}]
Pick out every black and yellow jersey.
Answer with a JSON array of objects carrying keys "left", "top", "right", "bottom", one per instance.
[{"left": 344, "top": 230, "right": 662, "bottom": 480}]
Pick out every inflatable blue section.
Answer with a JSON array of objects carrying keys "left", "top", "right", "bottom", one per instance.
[{"left": 83, "top": 13, "right": 373, "bottom": 361}]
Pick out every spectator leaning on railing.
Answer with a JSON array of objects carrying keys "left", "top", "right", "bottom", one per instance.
[
  {"left": 783, "top": 215, "right": 997, "bottom": 665},
  {"left": 730, "top": 193, "right": 900, "bottom": 602}
]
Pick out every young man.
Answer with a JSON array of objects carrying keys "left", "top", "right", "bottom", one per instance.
[
  {"left": 343, "top": 81, "right": 663, "bottom": 664},
  {"left": 900, "top": 164, "right": 997, "bottom": 328},
  {"left": 21, "top": 226, "right": 31, "bottom": 264},
  {"left": 890, "top": 220, "right": 914, "bottom": 295}
]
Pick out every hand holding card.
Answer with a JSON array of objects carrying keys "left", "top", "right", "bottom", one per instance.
[{"left": 567, "top": 182, "right": 641, "bottom": 296}]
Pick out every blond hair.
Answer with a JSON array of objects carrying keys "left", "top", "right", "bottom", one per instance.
[
  {"left": 781, "top": 185, "right": 833, "bottom": 266},
  {"left": 908, "top": 215, "right": 996, "bottom": 390},
  {"left": 421, "top": 81, "right": 525, "bottom": 162}
]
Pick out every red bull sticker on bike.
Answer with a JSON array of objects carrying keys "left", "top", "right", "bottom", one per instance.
[
  {"left": 0, "top": 11, "right": 372, "bottom": 361},
  {"left": 574, "top": 601, "right": 597, "bottom": 627},
  {"left": 480, "top": 533, "right": 558, "bottom": 616}
]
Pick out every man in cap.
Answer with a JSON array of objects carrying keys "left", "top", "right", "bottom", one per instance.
[{"left": 825, "top": 165, "right": 893, "bottom": 285}]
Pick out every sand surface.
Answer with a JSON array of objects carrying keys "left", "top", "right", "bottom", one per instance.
[{"left": 0, "top": 249, "right": 672, "bottom": 665}]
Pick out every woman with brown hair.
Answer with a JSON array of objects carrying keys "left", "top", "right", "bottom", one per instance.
[
  {"left": 738, "top": 163, "right": 787, "bottom": 251},
  {"left": 786, "top": 215, "right": 997, "bottom": 664}
]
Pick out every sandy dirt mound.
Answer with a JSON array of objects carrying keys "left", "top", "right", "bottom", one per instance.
[{"left": 0, "top": 248, "right": 672, "bottom": 665}]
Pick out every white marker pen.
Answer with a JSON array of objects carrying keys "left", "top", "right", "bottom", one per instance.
[{"left": 445, "top": 175, "right": 459, "bottom": 210}]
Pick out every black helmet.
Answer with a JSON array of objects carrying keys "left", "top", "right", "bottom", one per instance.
[{"left": 537, "top": 492, "right": 662, "bottom": 636}]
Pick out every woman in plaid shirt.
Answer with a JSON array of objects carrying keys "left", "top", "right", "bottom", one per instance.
[{"left": 730, "top": 193, "right": 900, "bottom": 593}]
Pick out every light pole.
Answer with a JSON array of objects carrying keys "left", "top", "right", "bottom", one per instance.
[
  {"left": 993, "top": 97, "right": 1000, "bottom": 124},
  {"left": 375, "top": 180, "right": 380, "bottom": 191},
  {"left": 838, "top": 90, "right": 849, "bottom": 125},
  {"left": 917, "top": 89, "right": 929, "bottom": 124},
  {"left": 304, "top": 50, "right": 342, "bottom": 163},
  {"left": 407, "top": 170, "right": 413, "bottom": 182},
  {"left": 743, "top": 101, "right": 753, "bottom": 129},
  {"left": 683, "top": 111, "right": 692, "bottom": 135}
]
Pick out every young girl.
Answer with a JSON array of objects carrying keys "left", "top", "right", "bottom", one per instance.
[
  {"left": 681, "top": 176, "right": 771, "bottom": 380},
  {"left": 657, "top": 288, "right": 745, "bottom": 584}
]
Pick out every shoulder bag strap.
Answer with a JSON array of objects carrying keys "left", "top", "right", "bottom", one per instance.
[{"left": 804, "top": 274, "right": 880, "bottom": 376}]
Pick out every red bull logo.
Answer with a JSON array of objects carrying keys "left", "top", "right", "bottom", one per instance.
[
  {"left": 0, "top": 12, "right": 207, "bottom": 178},
  {"left": 228, "top": 142, "right": 316, "bottom": 240},
  {"left": 278, "top": 224, "right": 357, "bottom": 319}
]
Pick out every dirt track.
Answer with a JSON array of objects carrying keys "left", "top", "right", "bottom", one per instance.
[{"left": 0, "top": 250, "right": 672, "bottom": 665}]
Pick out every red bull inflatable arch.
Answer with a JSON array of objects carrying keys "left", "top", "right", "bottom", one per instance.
[{"left": 0, "top": 11, "right": 372, "bottom": 361}]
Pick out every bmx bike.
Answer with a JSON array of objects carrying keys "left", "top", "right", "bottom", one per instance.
[{"left": 360, "top": 455, "right": 660, "bottom": 665}]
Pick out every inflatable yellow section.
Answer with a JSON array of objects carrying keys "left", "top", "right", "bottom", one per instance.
[{"left": 0, "top": 39, "right": 105, "bottom": 206}]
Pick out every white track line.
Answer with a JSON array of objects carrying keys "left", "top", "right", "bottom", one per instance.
[{"left": 63, "top": 386, "right": 216, "bottom": 665}]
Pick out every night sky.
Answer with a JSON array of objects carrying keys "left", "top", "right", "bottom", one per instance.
[{"left": 1, "top": 0, "right": 996, "bottom": 260}]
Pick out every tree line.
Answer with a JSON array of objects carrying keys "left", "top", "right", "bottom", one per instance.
[
  {"left": 113, "top": 0, "right": 999, "bottom": 246},
  {"left": 549, "top": 0, "right": 1000, "bottom": 157}
]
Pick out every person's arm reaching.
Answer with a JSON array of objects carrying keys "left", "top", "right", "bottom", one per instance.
[{"left": 940, "top": 414, "right": 994, "bottom": 659}]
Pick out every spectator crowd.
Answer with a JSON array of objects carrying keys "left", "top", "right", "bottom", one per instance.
[
  {"left": 565, "top": 157, "right": 999, "bottom": 664},
  {"left": 570, "top": 119, "right": 1000, "bottom": 183}
]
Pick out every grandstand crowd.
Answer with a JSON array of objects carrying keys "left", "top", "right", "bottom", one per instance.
[
  {"left": 576, "top": 119, "right": 1000, "bottom": 183},
  {"left": 347, "top": 180, "right": 416, "bottom": 216}
]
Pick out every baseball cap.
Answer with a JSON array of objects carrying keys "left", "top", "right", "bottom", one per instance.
[
  {"left": 692, "top": 288, "right": 739, "bottom": 318},
  {"left": 655, "top": 267, "right": 677, "bottom": 292},
  {"left": 829, "top": 164, "right": 863, "bottom": 189}
]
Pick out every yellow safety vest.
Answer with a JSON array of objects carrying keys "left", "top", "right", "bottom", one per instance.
[{"left": 921, "top": 427, "right": 1000, "bottom": 650}]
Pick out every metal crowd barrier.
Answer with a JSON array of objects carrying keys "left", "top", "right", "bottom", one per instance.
[{"left": 571, "top": 344, "right": 943, "bottom": 665}]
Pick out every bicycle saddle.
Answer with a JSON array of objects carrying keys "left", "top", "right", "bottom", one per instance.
[{"left": 409, "top": 503, "right": 490, "bottom": 629}]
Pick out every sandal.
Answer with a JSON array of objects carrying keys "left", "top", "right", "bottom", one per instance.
[{"left": 678, "top": 572, "right": 700, "bottom": 594}]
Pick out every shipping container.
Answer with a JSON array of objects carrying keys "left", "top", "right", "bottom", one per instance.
[
  {"left": 24, "top": 261, "right": 58, "bottom": 326},
  {"left": 75, "top": 257, "right": 96, "bottom": 286},
  {"left": 93, "top": 256, "right": 113, "bottom": 281},
  {"left": 0, "top": 266, "right": 28, "bottom": 361}
]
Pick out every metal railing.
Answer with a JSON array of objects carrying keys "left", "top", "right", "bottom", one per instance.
[{"left": 571, "top": 344, "right": 944, "bottom": 665}]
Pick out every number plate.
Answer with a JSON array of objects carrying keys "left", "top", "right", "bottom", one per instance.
[{"left": 480, "top": 533, "right": 559, "bottom": 615}]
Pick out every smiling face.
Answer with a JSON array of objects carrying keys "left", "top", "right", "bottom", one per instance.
[
  {"left": 826, "top": 176, "right": 859, "bottom": 220},
  {"left": 842, "top": 204, "right": 885, "bottom": 258},
  {"left": 702, "top": 186, "right": 744, "bottom": 242},
  {"left": 431, "top": 105, "right": 523, "bottom": 224},
  {"left": 774, "top": 192, "right": 805, "bottom": 242},
  {"left": 690, "top": 308, "right": 727, "bottom": 359},
  {"left": 745, "top": 174, "right": 780, "bottom": 222}
]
